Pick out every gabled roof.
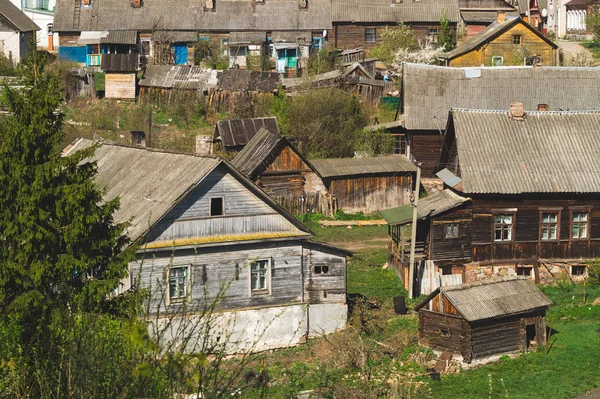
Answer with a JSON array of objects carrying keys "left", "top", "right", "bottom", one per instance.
[
  {"left": 231, "top": 127, "right": 316, "bottom": 179},
  {"left": 312, "top": 155, "right": 416, "bottom": 179},
  {"left": 380, "top": 189, "right": 470, "bottom": 225},
  {"left": 447, "top": 109, "right": 600, "bottom": 194},
  {"left": 331, "top": 0, "right": 460, "bottom": 23},
  {"left": 402, "top": 63, "right": 600, "bottom": 131},
  {"left": 54, "top": 0, "right": 331, "bottom": 32},
  {"left": 460, "top": 10, "right": 520, "bottom": 23},
  {"left": 139, "top": 65, "right": 218, "bottom": 90},
  {"left": 0, "top": 0, "right": 40, "bottom": 32},
  {"left": 440, "top": 16, "right": 557, "bottom": 61},
  {"left": 215, "top": 117, "right": 281, "bottom": 149},
  {"left": 63, "top": 138, "right": 312, "bottom": 246},
  {"left": 416, "top": 277, "right": 552, "bottom": 322}
]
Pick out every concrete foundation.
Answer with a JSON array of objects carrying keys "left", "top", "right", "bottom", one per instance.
[{"left": 149, "top": 303, "right": 347, "bottom": 354}]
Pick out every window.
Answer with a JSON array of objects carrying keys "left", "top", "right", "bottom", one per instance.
[
  {"left": 494, "top": 214, "right": 513, "bottom": 242},
  {"left": 395, "top": 135, "right": 407, "bottom": 155},
  {"left": 169, "top": 266, "right": 189, "bottom": 301},
  {"left": 314, "top": 264, "right": 329, "bottom": 274},
  {"left": 571, "top": 266, "right": 586, "bottom": 276},
  {"left": 220, "top": 38, "right": 229, "bottom": 56},
  {"left": 445, "top": 223, "right": 459, "bottom": 239},
  {"left": 365, "top": 28, "right": 376, "bottom": 44},
  {"left": 428, "top": 28, "right": 439, "bottom": 44},
  {"left": 572, "top": 212, "right": 588, "bottom": 239},
  {"left": 47, "top": 23, "right": 53, "bottom": 36},
  {"left": 210, "top": 197, "right": 224, "bottom": 216},
  {"left": 541, "top": 213, "right": 558, "bottom": 241},
  {"left": 229, "top": 46, "right": 248, "bottom": 56},
  {"left": 250, "top": 259, "right": 270, "bottom": 293},
  {"left": 525, "top": 55, "right": 541, "bottom": 65},
  {"left": 512, "top": 35, "right": 522, "bottom": 45},
  {"left": 491, "top": 56, "right": 504, "bottom": 66},
  {"left": 516, "top": 266, "right": 532, "bottom": 276}
]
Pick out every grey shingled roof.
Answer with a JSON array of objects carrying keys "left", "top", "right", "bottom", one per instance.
[
  {"left": 381, "top": 188, "right": 470, "bottom": 225},
  {"left": 441, "top": 16, "right": 556, "bottom": 60},
  {"left": 403, "top": 63, "right": 600, "bottom": 131},
  {"left": 54, "top": 0, "right": 331, "bottom": 32},
  {"left": 450, "top": 109, "right": 600, "bottom": 194},
  {"left": 460, "top": 10, "right": 520, "bottom": 22},
  {"left": 312, "top": 155, "right": 416, "bottom": 178},
  {"left": 139, "top": 65, "right": 218, "bottom": 90},
  {"left": 217, "top": 70, "right": 281, "bottom": 92},
  {"left": 101, "top": 30, "right": 137, "bottom": 44},
  {"left": 0, "top": 0, "right": 40, "bottom": 31},
  {"left": 441, "top": 277, "right": 552, "bottom": 322},
  {"left": 231, "top": 127, "right": 308, "bottom": 178},
  {"left": 331, "top": 0, "right": 460, "bottom": 23},
  {"left": 216, "top": 118, "right": 281, "bottom": 148}
]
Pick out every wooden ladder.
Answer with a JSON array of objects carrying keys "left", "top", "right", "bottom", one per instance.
[{"left": 72, "top": 0, "right": 81, "bottom": 29}]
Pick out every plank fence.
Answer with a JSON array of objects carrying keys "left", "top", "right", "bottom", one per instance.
[{"left": 273, "top": 192, "right": 337, "bottom": 217}]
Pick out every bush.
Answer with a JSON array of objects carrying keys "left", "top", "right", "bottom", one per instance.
[
  {"left": 587, "top": 259, "right": 600, "bottom": 286},
  {"left": 370, "top": 23, "right": 419, "bottom": 64}
]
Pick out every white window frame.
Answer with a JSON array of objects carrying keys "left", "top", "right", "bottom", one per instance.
[
  {"left": 541, "top": 212, "right": 559, "bottom": 241},
  {"left": 365, "top": 28, "right": 376, "bottom": 44},
  {"left": 248, "top": 258, "right": 271, "bottom": 296},
  {"left": 140, "top": 38, "right": 153, "bottom": 58},
  {"left": 444, "top": 223, "right": 459, "bottom": 239},
  {"left": 491, "top": 56, "right": 504, "bottom": 66},
  {"left": 494, "top": 214, "right": 513, "bottom": 242},
  {"left": 168, "top": 265, "right": 191, "bottom": 303},
  {"left": 572, "top": 212, "right": 589, "bottom": 240}
]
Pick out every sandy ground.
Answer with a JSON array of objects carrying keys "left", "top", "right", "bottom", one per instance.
[
  {"left": 571, "top": 388, "right": 600, "bottom": 399},
  {"left": 557, "top": 40, "right": 593, "bottom": 58}
]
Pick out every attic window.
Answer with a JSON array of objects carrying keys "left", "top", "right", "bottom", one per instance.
[
  {"left": 210, "top": 197, "right": 224, "bottom": 216},
  {"left": 512, "top": 35, "right": 522, "bottom": 45}
]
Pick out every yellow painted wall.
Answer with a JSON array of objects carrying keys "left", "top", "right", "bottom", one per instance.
[{"left": 449, "top": 22, "right": 557, "bottom": 67}]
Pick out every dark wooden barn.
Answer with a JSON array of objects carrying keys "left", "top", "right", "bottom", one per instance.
[
  {"left": 311, "top": 156, "right": 417, "bottom": 214},
  {"left": 415, "top": 277, "right": 552, "bottom": 363}
]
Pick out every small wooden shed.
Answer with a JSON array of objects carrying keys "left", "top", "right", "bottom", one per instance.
[
  {"left": 101, "top": 53, "right": 138, "bottom": 99},
  {"left": 415, "top": 277, "right": 552, "bottom": 363}
]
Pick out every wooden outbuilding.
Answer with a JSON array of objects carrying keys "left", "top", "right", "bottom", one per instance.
[
  {"left": 415, "top": 277, "right": 552, "bottom": 363},
  {"left": 101, "top": 53, "right": 138, "bottom": 99},
  {"left": 214, "top": 117, "right": 281, "bottom": 154}
]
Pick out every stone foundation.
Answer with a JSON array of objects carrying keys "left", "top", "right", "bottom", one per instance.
[{"left": 464, "top": 262, "right": 587, "bottom": 285}]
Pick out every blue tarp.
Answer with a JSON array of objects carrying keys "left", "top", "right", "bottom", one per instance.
[
  {"left": 173, "top": 44, "right": 188, "bottom": 65},
  {"left": 58, "top": 46, "right": 87, "bottom": 63}
]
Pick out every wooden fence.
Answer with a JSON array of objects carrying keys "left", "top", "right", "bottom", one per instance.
[{"left": 273, "top": 191, "right": 337, "bottom": 217}]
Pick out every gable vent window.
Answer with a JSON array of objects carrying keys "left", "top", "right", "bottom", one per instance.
[{"left": 210, "top": 197, "right": 224, "bottom": 216}]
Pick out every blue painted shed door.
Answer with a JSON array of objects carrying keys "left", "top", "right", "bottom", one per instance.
[{"left": 173, "top": 44, "right": 188, "bottom": 65}]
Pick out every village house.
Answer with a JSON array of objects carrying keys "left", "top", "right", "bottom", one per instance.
[
  {"left": 400, "top": 63, "right": 600, "bottom": 177},
  {"left": 9, "top": 0, "right": 56, "bottom": 50},
  {"left": 439, "top": 13, "right": 558, "bottom": 66},
  {"left": 311, "top": 155, "right": 417, "bottom": 214},
  {"left": 459, "top": 0, "right": 520, "bottom": 39},
  {"left": 52, "top": 0, "right": 331, "bottom": 76},
  {"left": 331, "top": 0, "right": 460, "bottom": 51},
  {"left": 63, "top": 138, "right": 349, "bottom": 353},
  {"left": 565, "top": 0, "right": 600, "bottom": 35},
  {"left": 415, "top": 277, "right": 552, "bottom": 363},
  {"left": 0, "top": 0, "right": 40, "bottom": 65}
]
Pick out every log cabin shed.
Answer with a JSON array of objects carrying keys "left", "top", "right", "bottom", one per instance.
[{"left": 415, "top": 277, "right": 552, "bottom": 363}]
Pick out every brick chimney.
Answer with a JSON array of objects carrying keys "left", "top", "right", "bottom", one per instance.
[
  {"left": 509, "top": 102, "right": 525, "bottom": 120},
  {"left": 537, "top": 104, "right": 549, "bottom": 111},
  {"left": 205, "top": 0, "right": 214, "bottom": 9},
  {"left": 497, "top": 11, "right": 506, "bottom": 23}
]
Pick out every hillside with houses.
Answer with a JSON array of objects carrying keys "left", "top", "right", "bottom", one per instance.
[{"left": 1, "top": 0, "right": 600, "bottom": 397}]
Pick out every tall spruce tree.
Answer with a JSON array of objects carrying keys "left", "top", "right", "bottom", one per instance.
[{"left": 0, "top": 51, "right": 134, "bottom": 339}]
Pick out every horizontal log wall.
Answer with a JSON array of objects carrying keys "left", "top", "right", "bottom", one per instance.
[
  {"left": 419, "top": 310, "right": 470, "bottom": 359},
  {"left": 409, "top": 132, "right": 445, "bottom": 177},
  {"left": 105, "top": 73, "right": 136, "bottom": 99},
  {"left": 430, "top": 207, "right": 472, "bottom": 262},
  {"left": 470, "top": 315, "right": 524, "bottom": 359}
]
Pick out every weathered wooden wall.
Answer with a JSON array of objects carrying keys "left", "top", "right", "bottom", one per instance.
[
  {"left": 208, "top": 89, "right": 274, "bottom": 115},
  {"left": 303, "top": 245, "right": 347, "bottom": 304},
  {"left": 418, "top": 310, "right": 470, "bottom": 359},
  {"left": 326, "top": 173, "right": 413, "bottom": 214},
  {"left": 470, "top": 315, "right": 523, "bottom": 359},
  {"left": 146, "top": 164, "right": 304, "bottom": 242},
  {"left": 429, "top": 207, "right": 472, "bottom": 262},
  {"left": 105, "top": 73, "right": 136, "bottom": 99},
  {"left": 449, "top": 23, "right": 557, "bottom": 67},
  {"left": 409, "top": 132, "right": 445, "bottom": 177}
]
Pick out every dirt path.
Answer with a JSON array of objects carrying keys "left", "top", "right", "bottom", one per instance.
[
  {"left": 558, "top": 40, "right": 593, "bottom": 59},
  {"left": 326, "top": 237, "right": 388, "bottom": 252},
  {"left": 571, "top": 387, "right": 600, "bottom": 399}
]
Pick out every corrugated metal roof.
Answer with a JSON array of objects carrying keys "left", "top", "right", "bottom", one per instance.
[
  {"left": 217, "top": 70, "right": 281, "bottom": 92},
  {"left": 441, "top": 16, "right": 557, "bottom": 60},
  {"left": 101, "top": 30, "right": 138, "bottom": 44},
  {"left": 312, "top": 155, "right": 417, "bottom": 178},
  {"left": 216, "top": 117, "right": 281, "bottom": 148},
  {"left": 139, "top": 65, "right": 217, "bottom": 90},
  {"left": 403, "top": 63, "right": 600, "bottom": 131},
  {"left": 380, "top": 188, "right": 470, "bottom": 225},
  {"left": 441, "top": 277, "right": 552, "bottom": 322},
  {"left": 54, "top": 0, "right": 331, "bottom": 32},
  {"left": 331, "top": 0, "right": 460, "bottom": 23},
  {"left": 450, "top": 109, "right": 600, "bottom": 194},
  {"left": 0, "top": 0, "right": 40, "bottom": 31},
  {"left": 101, "top": 53, "right": 139, "bottom": 72},
  {"left": 460, "top": 10, "right": 520, "bottom": 22}
]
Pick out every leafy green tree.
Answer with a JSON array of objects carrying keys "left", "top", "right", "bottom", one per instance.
[
  {"left": 370, "top": 23, "right": 419, "bottom": 64},
  {"left": 439, "top": 9, "right": 454, "bottom": 51},
  {"left": 587, "top": 9, "right": 600, "bottom": 46}
]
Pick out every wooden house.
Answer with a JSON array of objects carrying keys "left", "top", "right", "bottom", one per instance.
[
  {"left": 566, "top": 0, "right": 600, "bottom": 34},
  {"left": 214, "top": 117, "right": 281, "bottom": 154},
  {"left": 415, "top": 277, "right": 552, "bottom": 363},
  {"left": 0, "top": 0, "right": 40, "bottom": 65},
  {"left": 53, "top": 0, "right": 331, "bottom": 73},
  {"left": 331, "top": 0, "right": 460, "bottom": 52},
  {"left": 101, "top": 53, "right": 138, "bottom": 99},
  {"left": 63, "top": 138, "right": 349, "bottom": 354},
  {"left": 439, "top": 13, "right": 558, "bottom": 66},
  {"left": 311, "top": 155, "right": 417, "bottom": 214},
  {"left": 231, "top": 127, "right": 328, "bottom": 215},
  {"left": 401, "top": 63, "right": 600, "bottom": 176}
]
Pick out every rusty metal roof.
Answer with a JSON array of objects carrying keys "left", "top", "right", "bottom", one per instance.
[
  {"left": 440, "top": 277, "right": 552, "bottom": 322},
  {"left": 312, "top": 155, "right": 417, "bottom": 178},
  {"left": 0, "top": 0, "right": 40, "bottom": 31},
  {"left": 403, "top": 63, "right": 600, "bottom": 131},
  {"left": 331, "top": 0, "right": 460, "bottom": 23},
  {"left": 215, "top": 117, "right": 281, "bottom": 148},
  {"left": 449, "top": 109, "right": 600, "bottom": 194}
]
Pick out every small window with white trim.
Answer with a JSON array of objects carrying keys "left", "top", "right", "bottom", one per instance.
[
  {"left": 250, "top": 259, "right": 271, "bottom": 295},
  {"left": 492, "top": 56, "right": 504, "bottom": 66},
  {"left": 168, "top": 265, "right": 189, "bottom": 301}
]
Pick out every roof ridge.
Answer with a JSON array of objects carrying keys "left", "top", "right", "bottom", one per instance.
[{"left": 100, "top": 140, "right": 220, "bottom": 159}]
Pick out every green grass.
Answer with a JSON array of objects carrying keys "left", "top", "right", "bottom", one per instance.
[
  {"left": 310, "top": 224, "right": 389, "bottom": 245},
  {"left": 583, "top": 41, "right": 600, "bottom": 58},
  {"left": 347, "top": 247, "right": 406, "bottom": 302}
]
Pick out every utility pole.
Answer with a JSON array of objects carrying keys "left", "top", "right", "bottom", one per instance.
[{"left": 408, "top": 164, "right": 422, "bottom": 299}]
